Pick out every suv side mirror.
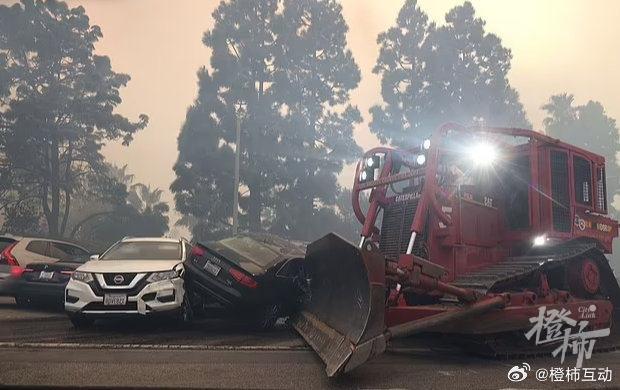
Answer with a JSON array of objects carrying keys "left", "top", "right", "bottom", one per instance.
[{"left": 89, "top": 254, "right": 100, "bottom": 261}]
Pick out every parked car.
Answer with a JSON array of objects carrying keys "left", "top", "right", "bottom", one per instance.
[
  {"left": 0, "top": 234, "right": 90, "bottom": 302},
  {"left": 184, "top": 233, "right": 307, "bottom": 329},
  {"left": 65, "top": 237, "right": 192, "bottom": 328},
  {"left": 15, "top": 253, "right": 91, "bottom": 307}
]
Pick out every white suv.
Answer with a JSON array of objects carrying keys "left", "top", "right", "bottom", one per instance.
[{"left": 65, "top": 237, "right": 192, "bottom": 327}]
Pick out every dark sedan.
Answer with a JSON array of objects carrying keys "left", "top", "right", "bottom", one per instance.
[
  {"left": 15, "top": 255, "right": 90, "bottom": 307},
  {"left": 184, "top": 234, "right": 307, "bottom": 329}
]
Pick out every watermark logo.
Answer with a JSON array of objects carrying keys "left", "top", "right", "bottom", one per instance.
[
  {"left": 525, "top": 305, "right": 610, "bottom": 367},
  {"left": 578, "top": 304, "right": 597, "bottom": 320},
  {"left": 507, "top": 363, "right": 530, "bottom": 382},
  {"left": 534, "top": 367, "right": 612, "bottom": 383},
  {"left": 506, "top": 305, "right": 614, "bottom": 385}
]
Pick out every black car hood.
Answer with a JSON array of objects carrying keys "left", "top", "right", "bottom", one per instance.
[{"left": 203, "top": 234, "right": 306, "bottom": 276}]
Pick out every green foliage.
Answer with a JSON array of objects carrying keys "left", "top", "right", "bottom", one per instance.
[
  {"left": 0, "top": 0, "right": 147, "bottom": 236},
  {"left": 1, "top": 198, "right": 43, "bottom": 235},
  {"left": 329, "top": 187, "right": 369, "bottom": 242},
  {"left": 172, "top": 0, "right": 361, "bottom": 242},
  {"left": 69, "top": 164, "right": 169, "bottom": 251},
  {"left": 370, "top": 0, "right": 530, "bottom": 147},
  {"left": 542, "top": 93, "right": 620, "bottom": 214}
]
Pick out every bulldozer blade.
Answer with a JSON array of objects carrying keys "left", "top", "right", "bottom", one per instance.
[{"left": 292, "top": 233, "right": 387, "bottom": 377}]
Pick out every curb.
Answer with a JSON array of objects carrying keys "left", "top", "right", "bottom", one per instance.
[{"left": 0, "top": 341, "right": 310, "bottom": 351}]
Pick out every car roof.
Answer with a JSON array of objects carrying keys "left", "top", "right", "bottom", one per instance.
[
  {"left": 0, "top": 234, "right": 22, "bottom": 241},
  {"left": 201, "top": 233, "right": 306, "bottom": 275},
  {"left": 120, "top": 237, "right": 184, "bottom": 243},
  {"left": 0, "top": 234, "right": 88, "bottom": 249}
]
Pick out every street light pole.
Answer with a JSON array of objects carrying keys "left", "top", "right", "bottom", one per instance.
[{"left": 232, "top": 111, "right": 241, "bottom": 236}]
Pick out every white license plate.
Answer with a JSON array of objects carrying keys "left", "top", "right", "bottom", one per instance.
[
  {"left": 203, "top": 260, "right": 221, "bottom": 276},
  {"left": 39, "top": 271, "right": 54, "bottom": 280},
  {"left": 104, "top": 294, "right": 127, "bottom": 306}
]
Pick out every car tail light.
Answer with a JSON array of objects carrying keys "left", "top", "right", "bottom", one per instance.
[
  {"left": 228, "top": 268, "right": 258, "bottom": 289},
  {"left": 60, "top": 270, "right": 74, "bottom": 276},
  {"left": 10, "top": 266, "right": 25, "bottom": 278},
  {"left": 0, "top": 242, "right": 19, "bottom": 266},
  {"left": 191, "top": 246, "right": 205, "bottom": 257}
]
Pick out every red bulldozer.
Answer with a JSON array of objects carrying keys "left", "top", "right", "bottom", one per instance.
[{"left": 293, "top": 123, "right": 620, "bottom": 376}]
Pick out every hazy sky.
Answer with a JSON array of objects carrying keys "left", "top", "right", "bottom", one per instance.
[{"left": 54, "top": 0, "right": 620, "bottom": 227}]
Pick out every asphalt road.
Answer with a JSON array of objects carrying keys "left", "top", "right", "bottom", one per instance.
[{"left": 1, "top": 297, "right": 619, "bottom": 389}]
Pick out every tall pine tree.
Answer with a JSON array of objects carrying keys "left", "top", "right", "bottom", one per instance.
[
  {"left": 268, "top": 0, "right": 361, "bottom": 239},
  {"left": 370, "top": 0, "right": 530, "bottom": 147},
  {"left": 172, "top": 0, "right": 361, "bottom": 241}
]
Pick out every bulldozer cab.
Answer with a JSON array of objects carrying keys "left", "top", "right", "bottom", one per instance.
[{"left": 351, "top": 124, "right": 617, "bottom": 262}]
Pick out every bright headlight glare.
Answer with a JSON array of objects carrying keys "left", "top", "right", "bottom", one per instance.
[
  {"left": 71, "top": 271, "right": 93, "bottom": 283},
  {"left": 468, "top": 141, "right": 497, "bottom": 167},
  {"left": 147, "top": 270, "right": 179, "bottom": 283},
  {"left": 533, "top": 235, "right": 547, "bottom": 246},
  {"left": 422, "top": 139, "right": 431, "bottom": 150},
  {"left": 366, "top": 157, "right": 375, "bottom": 167},
  {"left": 416, "top": 154, "right": 426, "bottom": 165},
  {"left": 360, "top": 170, "right": 368, "bottom": 181}
]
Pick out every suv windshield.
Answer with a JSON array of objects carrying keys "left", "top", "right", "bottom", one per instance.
[{"left": 101, "top": 241, "right": 181, "bottom": 260}]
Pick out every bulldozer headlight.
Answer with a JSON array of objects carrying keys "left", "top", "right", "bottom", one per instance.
[
  {"left": 468, "top": 141, "right": 497, "bottom": 167},
  {"left": 422, "top": 139, "right": 431, "bottom": 150},
  {"left": 359, "top": 154, "right": 382, "bottom": 183},
  {"left": 416, "top": 154, "right": 426, "bottom": 165},
  {"left": 533, "top": 235, "right": 547, "bottom": 246},
  {"left": 364, "top": 154, "right": 381, "bottom": 169}
]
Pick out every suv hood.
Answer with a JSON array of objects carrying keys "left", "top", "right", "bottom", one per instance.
[{"left": 77, "top": 260, "right": 182, "bottom": 273}]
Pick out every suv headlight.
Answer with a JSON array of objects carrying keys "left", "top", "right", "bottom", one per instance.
[
  {"left": 147, "top": 270, "right": 180, "bottom": 283},
  {"left": 71, "top": 271, "right": 93, "bottom": 283}
]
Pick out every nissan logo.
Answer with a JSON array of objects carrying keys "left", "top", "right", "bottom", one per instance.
[{"left": 113, "top": 274, "right": 125, "bottom": 284}]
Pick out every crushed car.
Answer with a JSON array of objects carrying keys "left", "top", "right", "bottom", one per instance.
[{"left": 184, "top": 233, "right": 307, "bottom": 329}]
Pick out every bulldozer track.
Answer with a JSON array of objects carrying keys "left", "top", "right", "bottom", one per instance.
[
  {"left": 453, "top": 241, "right": 601, "bottom": 293},
  {"left": 451, "top": 240, "right": 620, "bottom": 359},
  {"left": 452, "top": 310, "right": 620, "bottom": 361}
]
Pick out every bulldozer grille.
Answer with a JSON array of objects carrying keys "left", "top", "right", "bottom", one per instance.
[
  {"left": 550, "top": 150, "right": 571, "bottom": 232},
  {"left": 379, "top": 198, "right": 426, "bottom": 260}
]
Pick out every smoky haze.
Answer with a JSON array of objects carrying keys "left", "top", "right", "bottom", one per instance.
[{"left": 53, "top": 0, "right": 620, "bottom": 231}]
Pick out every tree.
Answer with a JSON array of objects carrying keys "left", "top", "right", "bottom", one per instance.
[
  {"left": 171, "top": 69, "right": 236, "bottom": 241},
  {"left": 69, "top": 165, "right": 169, "bottom": 251},
  {"left": 329, "top": 187, "right": 370, "bottom": 242},
  {"left": 1, "top": 198, "right": 43, "bottom": 234},
  {"left": 172, "top": 0, "right": 361, "bottom": 242},
  {"left": 128, "top": 184, "right": 166, "bottom": 213},
  {"left": 542, "top": 93, "right": 620, "bottom": 215},
  {"left": 266, "top": 0, "right": 362, "bottom": 240},
  {"left": 0, "top": 0, "right": 148, "bottom": 237},
  {"left": 370, "top": 0, "right": 530, "bottom": 147}
]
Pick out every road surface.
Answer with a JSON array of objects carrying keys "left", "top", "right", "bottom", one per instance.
[{"left": 1, "top": 297, "right": 618, "bottom": 389}]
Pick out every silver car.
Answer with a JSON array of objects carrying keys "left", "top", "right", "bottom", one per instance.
[
  {"left": 0, "top": 235, "right": 90, "bottom": 304},
  {"left": 65, "top": 237, "right": 192, "bottom": 328}
]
